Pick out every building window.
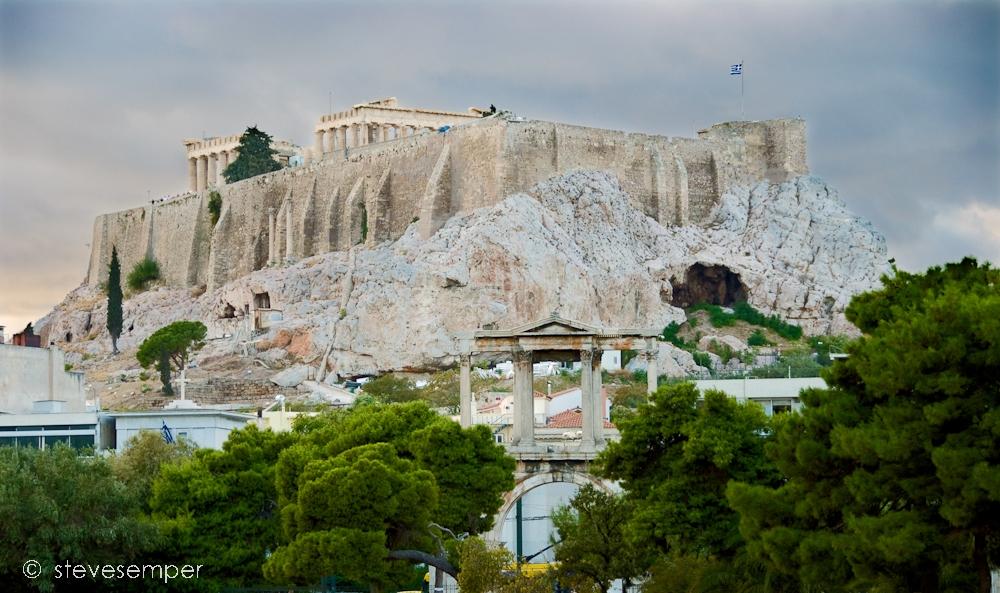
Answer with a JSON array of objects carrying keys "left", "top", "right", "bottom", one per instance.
[{"left": 494, "top": 434, "right": 504, "bottom": 444}]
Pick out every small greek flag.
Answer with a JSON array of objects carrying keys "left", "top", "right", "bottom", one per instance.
[
  {"left": 161, "top": 421, "right": 175, "bottom": 444},
  {"left": 730, "top": 63, "right": 743, "bottom": 76}
]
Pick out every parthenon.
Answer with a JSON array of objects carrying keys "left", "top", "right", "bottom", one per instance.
[
  {"left": 183, "top": 135, "right": 299, "bottom": 192},
  {"left": 307, "top": 97, "right": 487, "bottom": 162}
]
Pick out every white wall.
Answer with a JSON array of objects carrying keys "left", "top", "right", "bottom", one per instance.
[
  {"left": 113, "top": 411, "right": 253, "bottom": 451},
  {"left": 0, "top": 345, "right": 86, "bottom": 414}
]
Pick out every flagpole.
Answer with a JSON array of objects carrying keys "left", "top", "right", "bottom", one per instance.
[{"left": 741, "top": 61, "right": 745, "bottom": 121}]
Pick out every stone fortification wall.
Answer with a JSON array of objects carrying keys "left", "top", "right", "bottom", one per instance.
[{"left": 87, "top": 116, "right": 808, "bottom": 289}]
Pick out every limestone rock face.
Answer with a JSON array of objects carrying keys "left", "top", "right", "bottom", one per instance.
[
  {"left": 38, "top": 170, "right": 888, "bottom": 377},
  {"left": 698, "top": 335, "right": 749, "bottom": 353}
]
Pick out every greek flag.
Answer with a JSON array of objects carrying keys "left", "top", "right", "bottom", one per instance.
[
  {"left": 730, "top": 63, "right": 743, "bottom": 76},
  {"left": 161, "top": 421, "right": 175, "bottom": 444}
]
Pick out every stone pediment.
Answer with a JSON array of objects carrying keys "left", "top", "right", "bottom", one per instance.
[{"left": 502, "top": 315, "right": 602, "bottom": 337}]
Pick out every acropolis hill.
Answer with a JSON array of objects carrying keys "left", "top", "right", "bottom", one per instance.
[
  {"left": 86, "top": 98, "right": 807, "bottom": 291},
  {"left": 39, "top": 97, "right": 888, "bottom": 385}
]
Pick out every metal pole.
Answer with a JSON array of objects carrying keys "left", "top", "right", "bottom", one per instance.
[{"left": 515, "top": 497, "right": 523, "bottom": 566}]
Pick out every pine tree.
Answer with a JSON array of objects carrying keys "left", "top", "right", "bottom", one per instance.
[
  {"left": 222, "top": 126, "right": 282, "bottom": 183},
  {"left": 106, "top": 246, "right": 123, "bottom": 354}
]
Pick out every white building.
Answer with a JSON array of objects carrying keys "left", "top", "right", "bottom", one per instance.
[
  {"left": 693, "top": 377, "right": 827, "bottom": 415},
  {"left": 109, "top": 408, "right": 254, "bottom": 452}
]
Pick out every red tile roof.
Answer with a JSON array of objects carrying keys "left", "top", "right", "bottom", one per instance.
[{"left": 546, "top": 407, "right": 615, "bottom": 429}]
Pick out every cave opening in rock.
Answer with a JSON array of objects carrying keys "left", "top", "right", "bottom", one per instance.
[{"left": 670, "top": 263, "right": 748, "bottom": 308}]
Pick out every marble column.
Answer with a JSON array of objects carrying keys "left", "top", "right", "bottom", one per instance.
[
  {"left": 359, "top": 123, "right": 369, "bottom": 146},
  {"left": 580, "top": 349, "right": 595, "bottom": 448},
  {"left": 267, "top": 208, "right": 276, "bottom": 265},
  {"left": 207, "top": 154, "right": 217, "bottom": 187},
  {"left": 314, "top": 130, "right": 324, "bottom": 157},
  {"left": 646, "top": 342, "right": 658, "bottom": 394},
  {"left": 337, "top": 127, "right": 347, "bottom": 151},
  {"left": 460, "top": 354, "right": 472, "bottom": 428},
  {"left": 285, "top": 205, "right": 293, "bottom": 261},
  {"left": 196, "top": 156, "right": 207, "bottom": 191},
  {"left": 188, "top": 158, "right": 197, "bottom": 192},
  {"left": 512, "top": 349, "right": 535, "bottom": 448},
  {"left": 229, "top": 149, "right": 239, "bottom": 164},
  {"left": 592, "top": 350, "right": 605, "bottom": 445}
]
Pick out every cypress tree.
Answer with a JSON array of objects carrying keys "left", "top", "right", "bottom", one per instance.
[
  {"left": 106, "top": 246, "right": 123, "bottom": 354},
  {"left": 222, "top": 126, "right": 282, "bottom": 183}
]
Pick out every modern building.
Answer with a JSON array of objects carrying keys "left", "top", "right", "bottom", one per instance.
[
  {"left": 0, "top": 344, "right": 87, "bottom": 414},
  {"left": 693, "top": 377, "right": 827, "bottom": 415},
  {"left": 108, "top": 406, "right": 255, "bottom": 452}
]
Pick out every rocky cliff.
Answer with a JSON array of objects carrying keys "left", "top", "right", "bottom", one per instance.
[{"left": 38, "top": 170, "right": 889, "bottom": 378}]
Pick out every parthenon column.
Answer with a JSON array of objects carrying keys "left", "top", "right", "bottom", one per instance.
[
  {"left": 580, "top": 349, "right": 596, "bottom": 448},
  {"left": 207, "top": 154, "right": 217, "bottom": 187},
  {"left": 188, "top": 158, "right": 197, "bottom": 192},
  {"left": 196, "top": 156, "right": 207, "bottom": 191},
  {"left": 267, "top": 207, "right": 276, "bottom": 265},
  {"left": 229, "top": 149, "right": 238, "bottom": 164},
  {"left": 459, "top": 354, "right": 472, "bottom": 428},
  {"left": 511, "top": 349, "right": 535, "bottom": 448},
  {"left": 337, "top": 127, "right": 347, "bottom": 151},
  {"left": 359, "top": 123, "right": 369, "bottom": 146}
]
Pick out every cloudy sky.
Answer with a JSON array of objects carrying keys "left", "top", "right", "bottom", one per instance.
[{"left": 1, "top": 0, "right": 997, "bottom": 334}]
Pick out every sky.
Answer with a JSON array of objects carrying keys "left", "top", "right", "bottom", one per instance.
[{"left": 1, "top": 0, "right": 998, "bottom": 334}]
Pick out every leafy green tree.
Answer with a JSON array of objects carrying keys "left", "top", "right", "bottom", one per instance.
[
  {"left": 456, "top": 537, "right": 551, "bottom": 593},
  {"left": 361, "top": 374, "right": 422, "bottom": 403},
  {"left": 149, "top": 425, "right": 297, "bottom": 591},
  {"left": 0, "top": 445, "right": 159, "bottom": 593},
  {"left": 111, "top": 430, "right": 194, "bottom": 512},
  {"left": 266, "top": 403, "right": 515, "bottom": 589},
  {"left": 222, "top": 126, "right": 282, "bottom": 184},
  {"left": 728, "top": 258, "right": 998, "bottom": 593},
  {"left": 107, "top": 245, "right": 124, "bottom": 353},
  {"left": 551, "top": 485, "right": 650, "bottom": 593},
  {"left": 136, "top": 321, "right": 206, "bottom": 395},
  {"left": 599, "top": 383, "right": 777, "bottom": 560}
]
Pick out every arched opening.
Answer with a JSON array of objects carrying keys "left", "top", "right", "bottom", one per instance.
[
  {"left": 221, "top": 303, "right": 236, "bottom": 319},
  {"left": 670, "top": 263, "right": 748, "bottom": 307},
  {"left": 64, "top": 331, "right": 72, "bottom": 343}
]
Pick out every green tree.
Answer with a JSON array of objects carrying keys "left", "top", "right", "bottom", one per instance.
[
  {"left": 136, "top": 321, "right": 206, "bottom": 395},
  {"left": 728, "top": 258, "right": 998, "bottom": 593},
  {"left": 266, "top": 403, "right": 515, "bottom": 589},
  {"left": 551, "top": 485, "right": 650, "bottom": 593},
  {"left": 107, "top": 245, "right": 124, "bottom": 354},
  {"left": 149, "top": 425, "right": 297, "bottom": 591},
  {"left": 222, "top": 126, "right": 282, "bottom": 184},
  {"left": 0, "top": 445, "right": 159, "bottom": 593},
  {"left": 111, "top": 430, "right": 194, "bottom": 512},
  {"left": 361, "top": 374, "right": 422, "bottom": 403},
  {"left": 456, "top": 537, "right": 551, "bottom": 593},
  {"left": 598, "top": 383, "right": 777, "bottom": 560}
]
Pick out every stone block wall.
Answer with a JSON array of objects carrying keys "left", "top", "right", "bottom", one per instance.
[{"left": 86, "top": 116, "right": 808, "bottom": 290}]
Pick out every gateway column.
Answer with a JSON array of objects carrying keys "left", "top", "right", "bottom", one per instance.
[
  {"left": 511, "top": 349, "right": 535, "bottom": 448},
  {"left": 580, "top": 349, "right": 596, "bottom": 448},
  {"left": 460, "top": 354, "right": 472, "bottom": 428}
]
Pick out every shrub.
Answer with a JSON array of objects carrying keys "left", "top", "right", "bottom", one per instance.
[
  {"left": 661, "top": 322, "right": 688, "bottom": 348},
  {"left": 127, "top": 257, "right": 161, "bottom": 291},
  {"left": 207, "top": 191, "right": 222, "bottom": 225},
  {"left": 747, "top": 329, "right": 771, "bottom": 347},
  {"left": 692, "top": 351, "right": 713, "bottom": 369}
]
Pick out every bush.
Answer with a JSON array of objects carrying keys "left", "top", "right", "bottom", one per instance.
[
  {"left": 126, "top": 257, "right": 161, "bottom": 291},
  {"left": 208, "top": 191, "right": 222, "bottom": 225},
  {"left": 692, "top": 351, "right": 713, "bottom": 369},
  {"left": 661, "top": 322, "right": 689, "bottom": 349},
  {"left": 747, "top": 329, "right": 771, "bottom": 347}
]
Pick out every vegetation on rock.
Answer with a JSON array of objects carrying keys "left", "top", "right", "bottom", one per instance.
[
  {"left": 207, "top": 190, "right": 222, "bottom": 226},
  {"left": 135, "top": 320, "right": 206, "bottom": 395},
  {"left": 127, "top": 256, "right": 161, "bottom": 291}
]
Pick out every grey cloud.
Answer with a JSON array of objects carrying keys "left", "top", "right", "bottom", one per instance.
[{"left": 1, "top": 0, "right": 997, "bottom": 332}]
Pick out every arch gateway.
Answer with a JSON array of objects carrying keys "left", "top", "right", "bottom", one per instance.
[{"left": 455, "top": 315, "right": 661, "bottom": 544}]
